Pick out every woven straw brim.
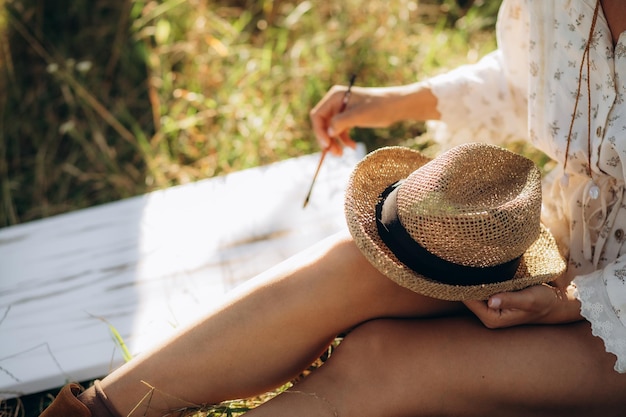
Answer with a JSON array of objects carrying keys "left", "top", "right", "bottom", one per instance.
[{"left": 345, "top": 146, "right": 567, "bottom": 301}]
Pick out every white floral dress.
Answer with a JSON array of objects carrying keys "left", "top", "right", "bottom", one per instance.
[{"left": 426, "top": 0, "right": 626, "bottom": 373}]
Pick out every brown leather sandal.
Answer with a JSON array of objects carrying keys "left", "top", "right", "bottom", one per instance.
[{"left": 40, "top": 384, "right": 91, "bottom": 417}]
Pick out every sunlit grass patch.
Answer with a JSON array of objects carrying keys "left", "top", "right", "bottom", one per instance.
[{"left": 0, "top": 0, "right": 500, "bottom": 226}]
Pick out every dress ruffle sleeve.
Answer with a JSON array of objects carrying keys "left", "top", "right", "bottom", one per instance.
[
  {"left": 426, "top": 0, "right": 530, "bottom": 149},
  {"left": 574, "top": 260, "right": 626, "bottom": 373}
]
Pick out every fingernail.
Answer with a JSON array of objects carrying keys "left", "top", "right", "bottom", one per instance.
[
  {"left": 488, "top": 297, "right": 501, "bottom": 309},
  {"left": 327, "top": 127, "right": 336, "bottom": 137}
]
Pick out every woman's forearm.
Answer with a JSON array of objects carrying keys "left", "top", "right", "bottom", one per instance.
[{"left": 353, "top": 82, "right": 441, "bottom": 125}]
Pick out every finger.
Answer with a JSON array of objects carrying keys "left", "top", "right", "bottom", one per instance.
[
  {"left": 488, "top": 311, "right": 527, "bottom": 329},
  {"left": 325, "top": 130, "right": 356, "bottom": 156},
  {"left": 462, "top": 299, "right": 502, "bottom": 328},
  {"left": 310, "top": 109, "right": 333, "bottom": 150},
  {"left": 464, "top": 299, "right": 525, "bottom": 329},
  {"left": 462, "top": 299, "right": 500, "bottom": 324},
  {"left": 339, "top": 132, "right": 357, "bottom": 150},
  {"left": 309, "top": 88, "right": 345, "bottom": 149},
  {"left": 326, "top": 114, "right": 360, "bottom": 156},
  {"left": 325, "top": 128, "right": 342, "bottom": 156},
  {"left": 488, "top": 291, "right": 533, "bottom": 311},
  {"left": 462, "top": 299, "right": 488, "bottom": 316}
]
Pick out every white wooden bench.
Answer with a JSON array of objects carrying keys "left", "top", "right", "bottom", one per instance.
[{"left": 0, "top": 145, "right": 366, "bottom": 399}]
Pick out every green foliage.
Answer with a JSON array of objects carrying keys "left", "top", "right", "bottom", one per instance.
[{"left": 0, "top": 0, "right": 500, "bottom": 226}]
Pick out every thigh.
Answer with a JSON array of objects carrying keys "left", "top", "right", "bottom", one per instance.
[
  {"left": 294, "top": 231, "right": 466, "bottom": 322},
  {"left": 291, "top": 316, "right": 626, "bottom": 417}
]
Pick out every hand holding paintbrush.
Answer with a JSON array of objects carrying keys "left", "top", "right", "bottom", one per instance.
[{"left": 303, "top": 74, "right": 356, "bottom": 208}]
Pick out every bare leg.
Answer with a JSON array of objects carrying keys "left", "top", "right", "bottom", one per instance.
[
  {"left": 247, "top": 317, "right": 626, "bottom": 417},
  {"left": 99, "top": 232, "right": 465, "bottom": 416}
]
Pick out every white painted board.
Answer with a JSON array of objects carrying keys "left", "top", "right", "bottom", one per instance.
[{"left": 0, "top": 145, "right": 366, "bottom": 398}]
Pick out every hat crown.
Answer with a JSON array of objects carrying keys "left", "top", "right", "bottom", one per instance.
[{"left": 396, "top": 143, "right": 541, "bottom": 268}]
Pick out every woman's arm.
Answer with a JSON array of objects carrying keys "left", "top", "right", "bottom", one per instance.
[
  {"left": 309, "top": 0, "right": 532, "bottom": 156},
  {"left": 309, "top": 82, "right": 439, "bottom": 156}
]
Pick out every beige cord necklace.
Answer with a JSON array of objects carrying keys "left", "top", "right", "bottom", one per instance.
[{"left": 562, "top": 0, "right": 602, "bottom": 200}]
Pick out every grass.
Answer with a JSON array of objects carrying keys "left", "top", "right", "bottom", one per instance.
[
  {"left": 0, "top": 0, "right": 501, "bottom": 416},
  {"left": 0, "top": 0, "right": 500, "bottom": 227}
]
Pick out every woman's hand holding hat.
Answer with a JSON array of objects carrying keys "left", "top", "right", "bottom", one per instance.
[{"left": 463, "top": 283, "right": 582, "bottom": 328}]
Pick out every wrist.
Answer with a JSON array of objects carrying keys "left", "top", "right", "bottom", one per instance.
[{"left": 550, "top": 283, "right": 583, "bottom": 324}]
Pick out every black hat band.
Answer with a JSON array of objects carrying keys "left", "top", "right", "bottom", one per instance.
[{"left": 375, "top": 181, "right": 522, "bottom": 287}]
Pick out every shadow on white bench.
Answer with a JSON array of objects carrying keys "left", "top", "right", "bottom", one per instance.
[{"left": 0, "top": 145, "right": 366, "bottom": 399}]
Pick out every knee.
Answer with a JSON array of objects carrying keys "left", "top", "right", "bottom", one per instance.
[
  {"left": 311, "top": 232, "right": 380, "bottom": 289},
  {"left": 322, "top": 231, "right": 364, "bottom": 266},
  {"left": 325, "top": 319, "right": 399, "bottom": 382},
  {"left": 341, "top": 319, "right": 392, "bottom": 354}
]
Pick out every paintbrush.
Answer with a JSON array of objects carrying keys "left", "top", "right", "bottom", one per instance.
[{"left": 303, "top": 74, "right": 356, "bottom": 208}]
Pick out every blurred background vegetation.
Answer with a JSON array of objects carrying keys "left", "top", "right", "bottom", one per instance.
[{"left": 0, "top": 0, "right": 501, "bottom": 228}]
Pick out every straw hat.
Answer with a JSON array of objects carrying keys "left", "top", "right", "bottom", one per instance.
[{"left": 344, "top": 143, "right": 566, "bottom": 301}]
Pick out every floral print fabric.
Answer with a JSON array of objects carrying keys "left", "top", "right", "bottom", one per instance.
[{"left": 427, "top": 0, "right": 626, "bottom": 372}]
